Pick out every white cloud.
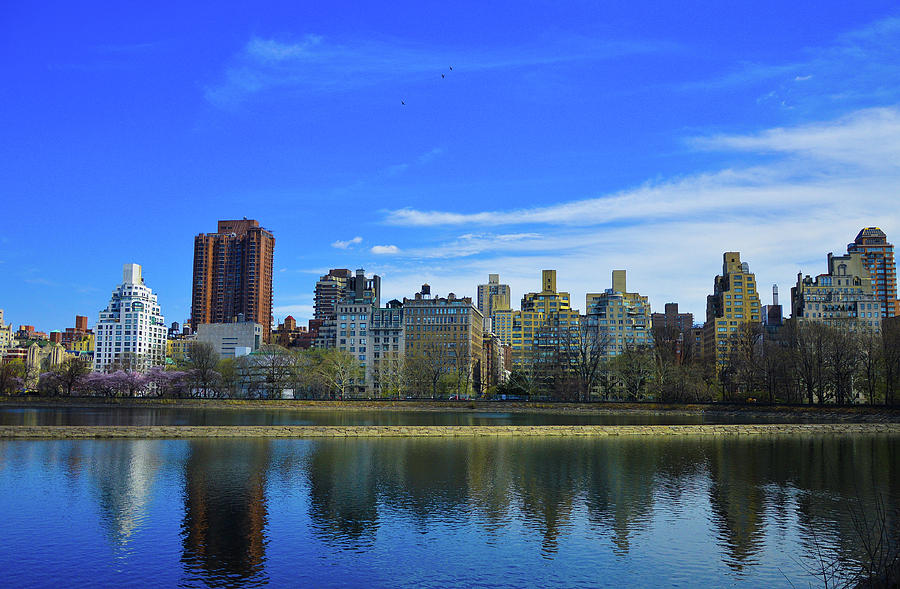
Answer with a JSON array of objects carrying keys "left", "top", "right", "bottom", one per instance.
[
  {"left": 371, "top": 245, "right": 400, "bottom": 255},
  {"left": 695, "top": 107, "right": 900, "bottom": 170},
  {"left": 331, "top": 236, "right": 363, "bottom": 249},
  {"left": 386, "top": 107, "right": 900, "bottom": 229},
  {"left": 370, "top": 107, "right": 900, "bottom": 318}
]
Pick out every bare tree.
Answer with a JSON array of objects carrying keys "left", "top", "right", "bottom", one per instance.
[
  {"left": 825, "top": 322, "right": 862, "bottom": 406},
  {"left": 614, "top": 343, "right": 654, "bottom": 401},
  {"left": 857, "top": 329, "right": 883, "bottom": 405},
  {"left": 725, "top": 322, "right": 764, "bottom": 400},
  {"left": 406, "top": 335, "right": 452, "bottom": 399},
  {"left": 186, "top": 341, "right": 221, "bottom": 398},
  {"left": 759, "top": 327, "right": 796, "bottom": 404},
  {"left": 795, "top": 321, "right": 829, "bottom": 405},
  {"left": 449, "top": 343, "right": 474, "bottom": 398},
  {"left": 373, "top": 352, "right": 405, "bottom": 399},
  {"left": 561, "top": 319, "right": 609, "bottom": 402},
  {"left": 313, "top": 349, "right": 363, "bottom": 399},
  {"left": 883, "top": 319, "right": 900, "bottom": 406},
  {"left": 249, "top": 344, "right": 295, "bottom": 399}
]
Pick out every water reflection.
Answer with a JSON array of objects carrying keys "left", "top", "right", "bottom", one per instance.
[
  {"left": 295, "top": 435, "right": 900, "bottom": 573},
  {"left": 0, "top": 434, "right": 897, "bottom": 587},
  {"left": 86, "top": 441, "right": 161, "bottom": 547},
  {"left": 181, "top": 440, "right": 271, "bottom": 587}
]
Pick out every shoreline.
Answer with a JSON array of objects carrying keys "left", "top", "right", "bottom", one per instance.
[
  {"left": 1, "top": 396, "right": 899, "bottom": 422},
  {"left": 2, "top": 423, "right": 899, "bottom": 439}
]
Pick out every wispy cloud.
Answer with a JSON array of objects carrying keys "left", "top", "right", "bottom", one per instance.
[
  {"left": 385, "top": 107, "right": 900, "bottom": 229},
  {"left": 331, "top": 236, "right": 363, "bottom": 249},
  {"left": 206, "top": 34, "right": 675, "bottom": 106},
  {"left": 371, "top": 245, "right": 400, "bottom": 255},
  {"left": 680, "top": 16, "right": 900, "bottom": 110},
  {"left": 368, "top": 107, "right": 900, "bottom": 317},
  {"left": 384, "top": 146, "right": 446, "bottom": 178}
]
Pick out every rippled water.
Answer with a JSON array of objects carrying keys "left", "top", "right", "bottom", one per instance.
[
  {"left": 0, "top": 405, "right": 843, "bottom": 427},
  {"left": 0, "top": 435, "right": 897, "bottom": 588}
]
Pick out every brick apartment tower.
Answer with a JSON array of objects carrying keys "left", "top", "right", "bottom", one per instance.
[
  {"left": 191, "top": 219, "right": 275, "bottom": 342},
  {"left": 847, "top": 227, "right": 899, "bottom": 319}
]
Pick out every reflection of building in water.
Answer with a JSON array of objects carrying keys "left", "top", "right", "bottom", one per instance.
[
  {"left": 512, "top": 442, "right": 578, "bottom": 556},
  {"left": 306, "top": 441, "right": 380, "bottom": 547},
  {"left": 583, "top": 441, "right": 656, "bottom": 555},
  {"left": 88, "top": 441, "right": 161, "bottom": 546},
  {"left": 706, "top": 445, "right": 767, "bottom": 570},
  {"left": 181, "top": 440, "right": 270, "bottom": 584}
]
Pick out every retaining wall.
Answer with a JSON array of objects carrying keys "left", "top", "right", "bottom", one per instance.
[{"left": 1, "top": 423, "right": 899, "bottom": 439}]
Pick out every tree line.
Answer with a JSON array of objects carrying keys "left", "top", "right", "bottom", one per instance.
[
  {"left": 497, "top": 318, "right": 900, "bottom": 405},
  {"left": 4, "top": 340, "right": 479, "bottom": 400},
  {"left": 3, "top": 318, "right": 898, "bottom": 404}
]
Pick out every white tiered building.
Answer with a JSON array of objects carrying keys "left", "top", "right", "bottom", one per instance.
[{"left": 93, "top": 264, "right": 167, "bottom": 372}]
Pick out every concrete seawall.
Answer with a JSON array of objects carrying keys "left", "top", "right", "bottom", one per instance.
[{"left": 2, "top": 423, "right": 899, "bottom": 439}]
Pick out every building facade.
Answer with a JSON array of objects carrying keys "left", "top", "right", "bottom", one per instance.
[
  {"left": 585, "top": 270, "right": 652, "bottom": 357},
  {"left": 791, "top": 252, "right": 881, "bottom": 332},
  {"left": 477, "top": 274, "right": 511, "bottom": 329},
  {"left": 651, "top": 303, "right": 694, "bottom": 336},
  {"left": 191, "top": 219, "right": 275, "bottom": 342},
  {"left": 701, "top": 252, "right": 762, "bottom": 367},
  {"left": 313, "top": 269, "right": 353, "bottom": 320},
  {"left": 846, "top": 227, "right": 898, "bottom": 319},
  {"left": 368, "top": 301, "right": 405, "bottom": 396},
  {"left": 93, "top": 264, "right": 167, "bottom": 372},
  {"left": 0, "top": 310, "right": 13, "bottom": 353},
  {"left": 25, "top": 341, "right": 67, "bottom": 387},
  {"left": 196, "top": 321, "right": 263, "bottom": 359},
  {"left": 60, "top": 315, "right": 93, "bottom": 350},
  {"left": 508, "top": 270, "right": 579, "bottom": 368},
  {"left": 403, "top": 287, "right": 485, "bottom": 393}
]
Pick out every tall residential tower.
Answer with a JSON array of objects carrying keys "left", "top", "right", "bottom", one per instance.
[
  {"left": 93, "top": 264, "right": 166, "bottom": 372},
  {"left": 847, "top": 227, "right": 898, "bottom": 319},
  {"left": 702, "top": 252, "right": 762, "bottom": 367},
  {"left": 191, "top": 219, "right": 275, "bottom": 341},
  {"left": 476, "top": 274, "right": 511, "bottom": 329}
]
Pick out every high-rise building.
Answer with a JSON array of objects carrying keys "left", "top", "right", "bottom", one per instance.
[
  {"left": 847, "top": 227, "right": 898, "bottom": 319},
  {"left": 403, "top": 286, "right": 485, "bottom": 392},
  {"left": 477, "top": 274, "right": 511, "bottom": 328},
  {"left": 586, "top": 270, "right": 652, "bottom": 357},
  {"left": 313, "top": 268, "right": 380, "bottom": 322},
  {"left": 369, "top": 300, "right": 405, "bottom": 395},
  {"left": 94, "top": 264, "right": 167, "bottom": 372},
  {"left": 701, "top": 252, "right": 762, "bottom": 367},
  {"left": 508, "top": 270, "right": 579, "bottom": 368},
  {"left": 651, "top": 303, "right": 694, "bottom": 335},
  {"left": 191, "top": 219, "right": 275, "bottom": 342},
  {"left": 314, "top": 269, "right": 352, "bottom": 320},
  {"left": 791, "top": 252, "right": 881, "bottom": 332},
  {"left": 761, "top": 285, "right": 784, "bottom": 329},
  {"left": 0, "top": 310, "right": 14, "bottom": 353}
]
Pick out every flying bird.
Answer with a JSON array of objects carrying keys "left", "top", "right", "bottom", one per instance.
[
  {"left": 401, "top": 100, "right": 406, "bottom": 105},
  {"left": 441, "top": 74, "right": 445, "bottom": 78},
  {"left": 449, "top": 66, "right": 453, "bottom": 70}
]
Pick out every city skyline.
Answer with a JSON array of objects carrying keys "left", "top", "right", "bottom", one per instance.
[{"left": 2, "top": 3, "right": 900, "bottom": 331}]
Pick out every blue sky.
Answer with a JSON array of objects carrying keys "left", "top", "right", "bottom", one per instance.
[{"left": 2, "top": 1, "right": 900, "bottom": 331}]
